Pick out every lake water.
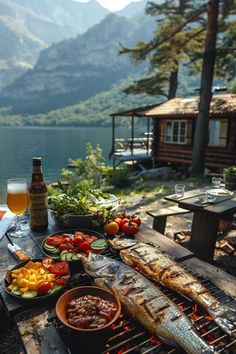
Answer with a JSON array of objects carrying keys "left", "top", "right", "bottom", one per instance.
[{"left": 0, "top": 126, "right": 130, "bottom": 202}]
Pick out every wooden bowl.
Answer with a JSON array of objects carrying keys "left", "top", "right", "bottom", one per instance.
[{"left": 55, "top": 286, "right": 121, "bottom": 333}]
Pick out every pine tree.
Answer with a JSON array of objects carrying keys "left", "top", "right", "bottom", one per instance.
[
  {"left": 120, "top": 0, "right": 236, "bottom": 175},
  {"left": 191, "top": 0, "right": 236, "bottom": 175},
  {"left": 119, "top": 0, "right": 206, "bottom": 99}
]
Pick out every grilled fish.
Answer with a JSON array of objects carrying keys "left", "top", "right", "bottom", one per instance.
[
  {"left": 119, "top": 241, "right": 236, "bottom": 337},
  {"left": 81, "top": 253, "right": 216, "bottom": 354}
]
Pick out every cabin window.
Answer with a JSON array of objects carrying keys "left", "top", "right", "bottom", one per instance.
[
  {"left": 208, "top": 119, "right": 228, "bottom": 147},
  {"left": 164, "top": 121, "right": 187, "bottom": 144}
]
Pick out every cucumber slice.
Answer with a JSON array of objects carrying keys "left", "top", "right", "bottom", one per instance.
[
  {"left": 50, "top": 284, "right": 63, "bottom": 294},
  {"left": 65, "top": 253, "right": 75, "bottom": 261},
  {"left": 91, "top": 239, "right": 106, "bottom": 250},
  {"left": 60, "top": 250, "right": 68, "bottom": 257},
  {"left": 43, "top": 243, "right": 58, "bottom": 250},
  {"left": 60, "top": 252, "right": 68, "bottom": 261},
  {"left": 43, "top": 244, "right": 60, "bottom": 254},
  {"left": 11, "top": 286, "right": 21, "bottom": 296},
  {"left": 21, "top": 291, "right": 37, "bottom": 298},
  {"left": 71, "top": 254, "right": 79, "bottom": 261}
]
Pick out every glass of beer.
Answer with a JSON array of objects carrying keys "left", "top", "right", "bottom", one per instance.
[{"left": 7, "top": 178, "right": 29, "bottom": 238}]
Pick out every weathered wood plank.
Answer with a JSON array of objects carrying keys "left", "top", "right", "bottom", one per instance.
[
  {"left": 136, "top": 224, "right": 193, "bottom": 260},
  {"left": 182, "top": 257, "right": 236, "bottom": 299}
]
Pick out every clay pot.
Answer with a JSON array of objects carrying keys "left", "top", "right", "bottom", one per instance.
[{"left": 224, "top": 176, "right": 236, "bottom": 191}]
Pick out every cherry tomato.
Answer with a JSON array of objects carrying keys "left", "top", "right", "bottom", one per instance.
[
  {"left": 120, "top": 217, "right": 130, "bottom": 227},
  {"left": 73, "top": 235, "right": 84, "bottom": 247},
  {"left": 55, "top": 278, "right": 67, "bottom": 286},
  {"left": 113, "top": 217, "right": 122, "bottom": 228},
  {"left": 37, "top": 281, "right": 52, "bottom": 295},
  {"left": 78, "top": 241, "right": 91, "bottom": 252},
  {"left": 131, "top": 215, "right": 141, "bottom": 227},
  {"left": 49, "top": 261, "right": 69, "bottom": 276},
  {"left": 104, "top": 221, "right": 119, "bottom": 235},
  {"left": 59, "top": 243, "right": 70, "bottom": 251},
  {"left": 42, "top": 258, "right": 54, "bottom": 269},
  {"left": 122, "top": 221, "right": 139, "bottom": 235}
]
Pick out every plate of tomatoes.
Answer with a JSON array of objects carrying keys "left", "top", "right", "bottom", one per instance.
[
  {"left": 4, "top": 258, "right": 70, "bottom": 300},
  {"left": 42, "top": 229, "right": 107, "bottom": 262}
]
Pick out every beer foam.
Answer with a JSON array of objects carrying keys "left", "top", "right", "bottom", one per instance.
[{"left": 7, "top": 183, "right": 27, "bottom": 194}]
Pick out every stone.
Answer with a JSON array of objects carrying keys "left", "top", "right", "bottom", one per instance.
[
  {"left": 165, "top": 231, "right": 174, "bottom": 240},
  {"left": 174, "top": 232, "right": 186, "bottom": 243}
]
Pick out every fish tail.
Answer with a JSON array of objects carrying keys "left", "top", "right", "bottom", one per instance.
[{"left": 209, "top": 302, "right": 236, "bottom": 337}]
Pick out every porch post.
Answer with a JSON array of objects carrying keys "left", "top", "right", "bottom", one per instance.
[
  {"left": 131, "top": 114, "right": 134, "bottom": 156},
  {"left": 147, "top": 116, "right": 150, "bottom": 155},
  {"left": 112, "top": 115, "right": 115, "bottom": 169}
]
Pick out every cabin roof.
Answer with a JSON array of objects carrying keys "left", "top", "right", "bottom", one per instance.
[
  {"left": 110, "top": 94, "right": 236, "bottom": 118},
  {"left": 110, "top": 103, "right": 159, "bottom": 117},
  {"left": 143, "top": 94, "right": 236, "bottom": 117}
]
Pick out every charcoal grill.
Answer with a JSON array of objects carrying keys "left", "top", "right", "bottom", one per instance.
[{"left": 39, "top": 248, "right": 236, "bottom": 354}]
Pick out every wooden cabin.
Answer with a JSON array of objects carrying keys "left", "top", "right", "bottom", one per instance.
[
  {"left": 144, "top": 94, "right": 236, "bottom": 170},
  {"left": 110, "top": 94, "right": 236, "bottom": 171}
]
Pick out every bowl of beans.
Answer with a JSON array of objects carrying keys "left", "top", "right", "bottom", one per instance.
[{"left": 55, "top": 286, "right": 121, "bottom": 333}]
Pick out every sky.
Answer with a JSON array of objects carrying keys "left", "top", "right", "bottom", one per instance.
[{"left": 77, "top": 0, "right": 144, "bottom": 12}]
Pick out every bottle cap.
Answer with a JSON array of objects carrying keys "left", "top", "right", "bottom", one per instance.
[{"left": 32, "top": 157, "right": 42, "bottom": 166}]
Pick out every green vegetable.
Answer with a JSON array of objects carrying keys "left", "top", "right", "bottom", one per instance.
[
  {"left": 21, "top": 291, "right": 37, "bottom": 298},
  {"left": 50, "top": 284, "right": 63, "bottom": 294},
  {"left": 91, "top": 239, "right": 107, "bottom": 250},
  {"left": 48, "top": 182, "right": 116, "bottom": 222}
]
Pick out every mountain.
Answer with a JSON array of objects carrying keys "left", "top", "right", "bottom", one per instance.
[
  {"left": 116, "top": 0, "right": 148, "bottom": 18},
  {"left": 0, "top": 13, "right": 155, "bottom": 114},
  {"left": 0, "top": 0, "right": 110, "bottom": 88}
]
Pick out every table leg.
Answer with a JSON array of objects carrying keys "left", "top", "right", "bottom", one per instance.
[
  {"left": 153, "top": 216, "right": 167, "bottom": 234},
  {"left": 189, "top": 211, "right": 219, "bottom": 263}
]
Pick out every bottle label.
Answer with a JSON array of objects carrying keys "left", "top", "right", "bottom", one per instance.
[
  {"left": 32, "top": 165, "right": 42, "bottom": 174},
  {"left": 29, "top": 192, "right": 48, "bottom": 227}
]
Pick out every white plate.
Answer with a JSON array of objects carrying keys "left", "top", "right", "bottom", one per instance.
[
  {"left": 96, "top": 194, "right": 119, "bottom": 211},
  {"left": 207, "top": 188, "right": 233, "bottom": 198}
]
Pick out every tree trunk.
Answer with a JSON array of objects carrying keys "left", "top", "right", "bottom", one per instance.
[
  {"left": 168, "top": 69, "right": 178, "bottom": 99},
  {"left": 191, "top": 0, "right": 219, "bottom": 176}
]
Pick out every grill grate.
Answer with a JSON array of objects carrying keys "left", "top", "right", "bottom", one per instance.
[{"left": 46, "top": 249, "right": 236, "bottom": 354}]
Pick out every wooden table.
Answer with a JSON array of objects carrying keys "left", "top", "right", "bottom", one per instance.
[
  {"left": 165, "top": 188, "right": 236, "bottom": 262},
  {"left": 1, "top": 215, "right": 236, "bottom": 353}
]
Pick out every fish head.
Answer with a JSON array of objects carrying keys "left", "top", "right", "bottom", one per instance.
[{"left": 81, "top": 253, "right": 120, "bottom": 280}]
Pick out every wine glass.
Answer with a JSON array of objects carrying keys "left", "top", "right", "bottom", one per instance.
[{"left": 7, "top": 178, "right": 29, "bottom": 238}]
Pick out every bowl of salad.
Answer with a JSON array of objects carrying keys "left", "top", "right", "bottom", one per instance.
[
  {"left": 49, "top": 184, "right": 118, "bottom": 228},
  {"left": 4, "top": 258, "right": 70, "bottom": 300}
]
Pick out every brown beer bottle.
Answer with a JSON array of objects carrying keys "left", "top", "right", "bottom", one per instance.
[{"left": 29, "top": 157, "right": 48, "bottom": 231}]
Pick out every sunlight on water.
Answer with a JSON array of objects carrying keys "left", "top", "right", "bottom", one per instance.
[{"left": 0, "top": 126, "right": 131, "bottom": 202}]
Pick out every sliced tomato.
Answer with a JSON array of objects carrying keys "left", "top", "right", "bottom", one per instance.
[
  {"left": 82, "top": 235, "right": 97, "bottom": 243},
  {"left": 42, "top": 258, "right": 54, "bottom": 269},
  {"left": 45, "top": 235, "right": 66, "bottom": 246},
  {"left": 49, "top": 261, "right": 69, "bottom": 276}
]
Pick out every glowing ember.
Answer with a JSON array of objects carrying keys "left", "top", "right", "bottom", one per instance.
[
  {"left": 150, "top": 335, "right": 161, "bottom": 345},
  {"left": 204, "top": 315, "right": 213, "bottom": 321},
  {"left": 123, "top": 325, "right": 131, "bottom": 331}
]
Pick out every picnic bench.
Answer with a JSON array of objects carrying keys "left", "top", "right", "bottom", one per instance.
[
  {"left": 165, "top": 188, "right": 236, "bottom": 263},
  {"left": 146, "top": 205, "right": 190, "bottom": 234}
]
